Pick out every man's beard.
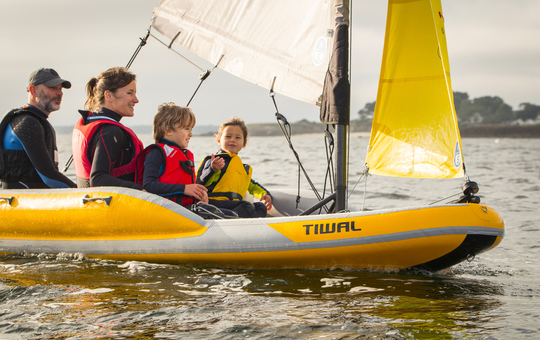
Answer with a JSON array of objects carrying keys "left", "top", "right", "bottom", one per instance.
[{"left": 36, "top": 87, "right": 61, "bottom": 113}]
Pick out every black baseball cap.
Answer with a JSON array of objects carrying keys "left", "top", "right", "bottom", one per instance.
[{"left": 27, "top": 68, "right": 71, "bottom": 90}]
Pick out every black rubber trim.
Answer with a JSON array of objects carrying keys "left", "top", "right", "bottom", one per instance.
[{"left": 409, "top": 234, "right": 498, "bottom": 272}]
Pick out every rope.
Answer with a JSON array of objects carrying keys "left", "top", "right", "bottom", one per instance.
[
  {"left": 361, "top": 166, "right": 369, "bottom": 211},
  {"left": 428, "top": 192, "right": 462, "bottom": 205},
  {"left": 323, "top": 127, "right": 335, "bottom": 194},
  {"left": 351, "top": 164, "right": 471, "bottom": 208},
  {"left": 320, "top": 126, "right": 335, "bottom": 213},
  {"left": 347, "top": 164, "right": 370, "bottom": 211},
  {"left": 349, "top": 164, "right": 368, "bottom": 198},
  {"left": 269, "top": 86, "right": 327, "bottom": 212}
]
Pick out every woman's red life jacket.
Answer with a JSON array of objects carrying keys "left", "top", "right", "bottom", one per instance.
[
  {"left": 136, "top": 143, "right": 195, "bottom": 206},
  {"left": 72, "top": 116, "right": 144, "bottom": 183}
]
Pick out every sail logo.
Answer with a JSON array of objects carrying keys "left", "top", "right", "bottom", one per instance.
[
  {"left": 303, "top": 221, "right": 361, "bottom": 235},
  {"left": 453, "top": 141, "right": 462, "bottom": 168},
  {"left": 312, "top": 37, "right": 327, "bottom": 66}
]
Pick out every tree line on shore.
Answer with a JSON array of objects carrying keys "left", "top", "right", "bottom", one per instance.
[
  {"left": 358, "top": 92, "right": 540, "bottom": 125},
  {"left": 243, "top": 92, "right": 540, "bottom": 137}
]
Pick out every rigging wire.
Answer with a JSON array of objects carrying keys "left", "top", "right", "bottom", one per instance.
[
  {"left": 269, "top": 83, "right": 326, "bottom": 211},
  {"left": 150, "top": 30, "right": 223, "bottom": 106},
  {"left": 186, "top": 55, "right": 224, "bottom": 106},
  {"left": 149, "top": 30, "right": 222, "bottom": 107},
  {"left": 62, "top": 27, "right": 221, "bottom": 173},
  {"left": 126, "top": 28, "right": 151, "bottom": 69},
  {"left": 62, "top": 27, "right": 153, "bottom": 173}
]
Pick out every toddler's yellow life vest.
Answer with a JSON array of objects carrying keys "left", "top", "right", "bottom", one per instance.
[{"left": 204, "top": 152, "right": 252, "bottom": 201}]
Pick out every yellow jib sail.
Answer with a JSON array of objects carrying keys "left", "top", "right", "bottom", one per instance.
[{"left": 365, "top": 0, "right": 464, "bottom": 178}]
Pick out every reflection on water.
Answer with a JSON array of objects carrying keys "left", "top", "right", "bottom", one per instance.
[{"left": 1, "top": 254, "right": 505, "bottom": 339}]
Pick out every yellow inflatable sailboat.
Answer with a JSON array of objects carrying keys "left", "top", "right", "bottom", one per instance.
[
  {"left": 0, "top": 0, "right": 504, "bottom": 271},
  {"left": 0, "top": 187, "right": 503, "bottom": 271}
]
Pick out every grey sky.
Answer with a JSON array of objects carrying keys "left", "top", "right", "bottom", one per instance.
[{"left": 1, "top": 1, "right": 538, "bottom": 127}]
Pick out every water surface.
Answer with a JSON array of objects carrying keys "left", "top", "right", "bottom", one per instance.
[{"left": 1, "top": 134, "right": 538, "bottom": 339}]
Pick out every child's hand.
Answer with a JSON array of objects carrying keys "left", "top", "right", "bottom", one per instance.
[
  {"left": 185, "top": 184, "right": 208, "bottom": 203},
  {"left": 210, "top": 154, "right": 225, "bottom": 172},
  {"left": 260, "top": 194, "right": 273, "bottom": 211}
]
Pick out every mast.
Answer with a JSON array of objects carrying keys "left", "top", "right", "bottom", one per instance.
[
  {"left": 320, "top": 0, "right": 350, "bottom": 212},
  {"left": 335, "top": 123, "right": 348, "bottom": 211}
]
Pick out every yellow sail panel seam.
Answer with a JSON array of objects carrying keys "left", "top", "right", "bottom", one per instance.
[{"left": 380, "top": 72, "right": 450, "bottom": 83}]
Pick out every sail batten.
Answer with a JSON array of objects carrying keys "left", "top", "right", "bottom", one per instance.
[{"left": 366, "top": 0, "right": 464, "bottom": 179}]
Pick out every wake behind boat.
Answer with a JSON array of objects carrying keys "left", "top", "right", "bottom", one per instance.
[{"left": 0, "top": 0, "right": 504, "bottom": 271}]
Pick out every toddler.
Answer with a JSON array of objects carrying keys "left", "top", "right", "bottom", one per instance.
[{"left": 197, "top": 117, "right": 272, "bottom": 218}]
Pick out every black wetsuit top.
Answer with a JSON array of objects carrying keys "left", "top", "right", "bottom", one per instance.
[
  {"left": 0, "top": 105, "right": 76, "bottom": 189},
  {"left": 80, "top": 108, "right": 142, "bottom": 190}
]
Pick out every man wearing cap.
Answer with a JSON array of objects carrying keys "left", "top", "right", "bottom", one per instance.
[{"left": 0, "top": 68, "right": 76, "bottom": 189}]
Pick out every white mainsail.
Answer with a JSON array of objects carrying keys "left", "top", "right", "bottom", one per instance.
[
  {"left": 152, "top": 0, "right": 464, "bottom": 183},
  {"left": 151, "top": 0, "right": 344, "bottom": 106}
]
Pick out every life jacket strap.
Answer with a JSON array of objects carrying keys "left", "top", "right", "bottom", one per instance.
[
  {"left": 179, "top": 160, "right": 195, "bottom": 176},
  {"left": 208, "top": 192, "right": 243, "bottom": 201}
]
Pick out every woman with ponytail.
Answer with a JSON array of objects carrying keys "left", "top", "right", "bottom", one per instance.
[{"left": 71, "top": 67, "right": 144, "bottom": 189}]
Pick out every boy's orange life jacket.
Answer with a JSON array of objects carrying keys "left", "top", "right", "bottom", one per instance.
[{"left": 136, "top": 143, "right": 195, "bottom": 206}]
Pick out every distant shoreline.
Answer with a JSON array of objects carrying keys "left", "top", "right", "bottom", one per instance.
[
  {"left": 55, "top": 121, "right": 540, "bottom": 138},
  {"left": 244, "top": 121, "right": 540, "bottom": 139},
  {"left": 457, "top": 124, "right": 540, "bottom": 138}
]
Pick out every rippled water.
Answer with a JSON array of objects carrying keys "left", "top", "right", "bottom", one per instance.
[{"left": 1, "top": 132, "right": 539, "bottom": 339}]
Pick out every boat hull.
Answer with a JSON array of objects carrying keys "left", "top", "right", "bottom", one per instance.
[{"left": 0, "top": 188, "right": 504, "bottom": 271}]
